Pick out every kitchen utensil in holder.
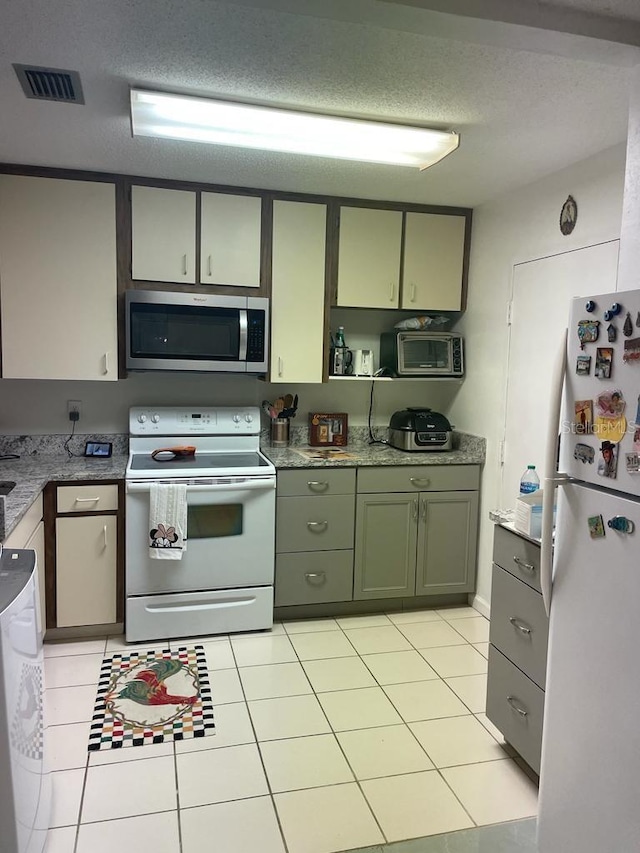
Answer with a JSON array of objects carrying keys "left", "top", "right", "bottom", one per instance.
[{"left": 270, "top": 417, "right": 290, "bottom": 447}]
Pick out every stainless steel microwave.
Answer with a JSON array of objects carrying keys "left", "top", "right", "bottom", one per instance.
[
  {"left": 126, "top": 290, "right": 269, "bottom": 373},
  {"left": 379, "top": 331, "right": 464, "bottom": 377}
]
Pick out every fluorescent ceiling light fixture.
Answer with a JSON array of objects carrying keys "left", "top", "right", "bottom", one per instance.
[{"left": 130, "top": 89, "right": 459, "bottom": 170}]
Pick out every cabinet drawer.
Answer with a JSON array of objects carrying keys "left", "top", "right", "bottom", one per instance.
[
  {"left": 276, "top": 495, "right": 355, "bottom": 552},
  {"left": 57, "top": 484, "right": 118, "bottom": 513},
  {"left": 490, "top": 564, "right": 548, "bottom": 689},
  {"left": 275, "top": 551, "right": 354, "bottom": 606},
  {"left": 493, "top": 525, "right": 541, "bottom": 592},
  {"left": 277, "top": 468, "right": 356, "bottom": 497},
  {"left": 357, "top": 465, "right": 479, "bottom": 494},
  {"left": 486, "top": 645, "right": 545, "bottom": 775}
]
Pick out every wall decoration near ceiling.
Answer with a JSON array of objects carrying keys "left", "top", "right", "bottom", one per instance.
[{"left": 560, "top": 195, "right": 578, "bottom": 235}]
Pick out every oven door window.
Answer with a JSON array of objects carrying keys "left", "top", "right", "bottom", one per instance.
[
  {"left": 401, "top": 337, "right": 451, "bottom": 372},
  {"left": 130, "top": 303, "right": 240, "bottom": 361},
  {"left": 187, "top": 503, "right": 243, "bottom": 539}
]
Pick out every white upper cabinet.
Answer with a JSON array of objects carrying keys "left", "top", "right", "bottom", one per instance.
[
  {"left": 0, "top": 175, "right": 118, "bottom": 381},
  {"left": 402, "top": 212, "right": 466, "bottom": 311},
  {"left": 131, "top": 186, "right": 196, "bottom": 283},
  {"left": 200, "top": 192, "right": 262, "bottom": 287},
  {"left": 336, "top": 207, "right": 403, "bottom": 309},
  {"left": 271, "top": 200, "right": 327, "bottom": 383}
]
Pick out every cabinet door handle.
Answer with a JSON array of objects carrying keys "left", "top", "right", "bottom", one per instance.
[
  {"left": 507, "top": 695, "right": 529, "bottom": 717},
  {"left": 307, "top": 481, "right": 329, "bottom": 491},
  {"left": 513, "top": 555, "right": 535, "bottom": 572},
  {"left": 182, "top": 254, "right": 188, "bottom": 276},
  {"left": 509, "top": 616, "right": 532, "bottom": 636},
  {"left": 305, "top": 572, "right": 326, "bottom": 583},
  {"left": 413, "top": 499, "right": 419, "bottom": 519},
  {"left": 75, "top": 497, "right": 100, "bottom": 504},
  {"left": 389, "top": 282, "right": 396, "bottom": 302},
  {"left": 307, "top": 521, "right": 328, "bottom": 532},
  {"left": 410, "top": 477, "right": 430, "bottom": 488},
  {"left": 410, "top": 282, "right": 416, "bottom": 303},
  {"left": 278, "top": 357, "right": 283, "bottom": 377},
  {"left": 421, "top": 500, "right": 427, "bottom": 519},
  {"left": 103, "top": 352, "right": 109, "bottom": 375},
  {"left": 103, "top": 524, "right": 108, "bottom": 548},
  {"left": 207, "top": 254, "right": 212, "bottom": 277}
]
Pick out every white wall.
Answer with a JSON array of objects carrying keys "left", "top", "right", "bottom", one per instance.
[
  {"left": 449, "top": 143, "right": 626, "bottom": 612},
  {"left": 0, "top": 371, "right": 458, "bottom": 436}
]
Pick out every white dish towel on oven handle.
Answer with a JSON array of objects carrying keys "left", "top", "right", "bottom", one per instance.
[{"left": 149, "top": 483, "right": 187, "bottom": 560}]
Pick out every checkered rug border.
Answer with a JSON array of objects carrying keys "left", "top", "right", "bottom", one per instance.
[{"left": 88, "top": 645, "right": 215, "bottom": 751}]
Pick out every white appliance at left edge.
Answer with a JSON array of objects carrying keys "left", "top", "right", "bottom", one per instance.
[
  {"left": 125, "top": 407, "right": 276, "bottom": 642},
  {"left": 0, "top": 548, "right": 50, "bottom": 853}
]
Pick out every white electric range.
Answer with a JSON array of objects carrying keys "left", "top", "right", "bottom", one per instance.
[{"left": 125, "top": 407, "right": 276, "bottom": 642}]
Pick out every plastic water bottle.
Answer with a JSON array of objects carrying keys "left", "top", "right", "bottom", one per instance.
[
  {"left": 519, "top": 465, "right": 540, "bottom": 494},
  {"left": 335, "top": 326, "right": 346, "bottom": 348}
]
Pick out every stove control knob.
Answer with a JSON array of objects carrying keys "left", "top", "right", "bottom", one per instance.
[
  {"left": 137, "top": 414, "right": 147, "bottom": 424},
  {"left": 232, "top": 414, "right": 241, "bottom": 424},
  {"left": 151, "top": 414, "right": 160, "bottom": 424},
  {"left": 245, "top": 414, "right": 253, "bottom": 423}
]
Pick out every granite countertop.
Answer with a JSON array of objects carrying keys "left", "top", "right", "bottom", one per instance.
[
  {"left": 262, "top": 429, "right": 486, "bottom": 469},
  {"left": 0, "top": 453, "right": 128, "bottom": 542},
  {"left": 263, "top": 443, "right": 484, "bottom": 469}
]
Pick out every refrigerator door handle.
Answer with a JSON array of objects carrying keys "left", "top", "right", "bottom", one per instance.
[{"left": 541, "top": 326, "right": 569, "bottom": 617}]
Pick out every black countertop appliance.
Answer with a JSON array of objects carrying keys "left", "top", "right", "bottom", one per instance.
[{"left": 388, "top": 407, "right": 453, "bottom": 451}]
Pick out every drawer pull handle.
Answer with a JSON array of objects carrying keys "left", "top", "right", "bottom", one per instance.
[
  {"left": 513, "top": 556, "right": 535, "bottom": 572},
  {"left": 307, "top": 481, "right": 329, "bottom": 491},
  {"left": 103, "top": 524, "right": 108, "bottom": 548},
  {"left": 307, "top": 521, "right": 328, "bottom": 532},
  {"left": 75, "top": 497, "right": 100, "bottom": 503},
  {"left": 507, "top": 696, "right": 529, "bottom": 717},
  {"left": 509, "top": 616, "right": 532, "bottom": 636},
  {"left": 410, "top": 477, "right": 431, "bottom": 487},
  {"left": 305, "top": 572, "right": 326, "bottom": 584}
]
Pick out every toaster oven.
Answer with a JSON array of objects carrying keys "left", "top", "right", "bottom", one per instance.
[{"left": 379, "top": 332, "right": 464, "bottom": 377}]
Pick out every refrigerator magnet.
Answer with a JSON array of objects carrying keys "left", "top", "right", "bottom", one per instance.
[
  {"left": 595, "top": 347, "right": 613, "bottom": 379},
  {"left": 597, "top": 441, "right": 619, "bottom": 478},
  {"left": 624, "top": 312, "right": 634, "bottom": 337},
  {"left": 574, "top": 400, "right": 594, "bottom": 434},
  {"left": 625, "top": 453, "right": 640, "bottom": 474},
  {"left": 607, "top": 324, "right": 617, "bottom": 343},
  {"left": 587, "top": 515, "right": 606, "bottom": 539},
  {"left": 595, "top": 390, "right": 625, "bottom": 418},
  {"left": 633, "top": 426, "right": 640, "bottom": 452},
  {"left": 576, "top": 355, "right": 591, "bottom": 376},
  {"left": 594, "top": 415, "right": 626, "bottom": 445},
  {"left": 574, "top": 443, "right": 595, "bottom": 464},
  {"left": 623, "top": 338, "right": 640, "bottom": 363},
  {"left": 578, "top": 320, "right": 600, "bottom": 349}
]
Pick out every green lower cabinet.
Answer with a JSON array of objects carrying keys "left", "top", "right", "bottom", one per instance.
[
  {"left": 354, "top": 493, "right": 418, "bottom": 599},
  {"left": 354, "top": 489, "right": 479, "bottom": 601},
  {"left": 415, "top": 491, "right": 479, "bottom": 595}
]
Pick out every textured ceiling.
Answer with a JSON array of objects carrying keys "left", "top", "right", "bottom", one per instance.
[
  {"left": 0, "top": 0, "right": 634, "bottom": 206},
  {"left": 540, "top": 0, "right": 640, "bottom": 20}
]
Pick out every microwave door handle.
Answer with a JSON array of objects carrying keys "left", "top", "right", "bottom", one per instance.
[{"left": 239, "top": 310, "right": 248, "bottom": 361}]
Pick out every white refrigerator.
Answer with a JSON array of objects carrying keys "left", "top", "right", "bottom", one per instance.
[{"left": 537, "top": 288, "right": 640, "bottom": 852}]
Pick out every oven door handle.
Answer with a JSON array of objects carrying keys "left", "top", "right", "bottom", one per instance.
[{"left": 126, "top": 478, "right": 276, "bottom": 493}]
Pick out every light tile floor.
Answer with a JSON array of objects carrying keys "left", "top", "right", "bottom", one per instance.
[{"left": 42, "top": 606, "right": 538, "bottom": 853}]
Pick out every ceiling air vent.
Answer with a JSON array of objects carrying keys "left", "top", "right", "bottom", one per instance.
[{"left": 13, "top": 64, "right": 84, "bottom": 104}]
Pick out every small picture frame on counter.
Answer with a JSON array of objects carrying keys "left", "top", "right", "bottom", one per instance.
[
  {"left": 84, "top": 441, "right": 113, "bottom": 458},
  {"left": 308, "top": 413, "right": 348, "bottom": 446}
]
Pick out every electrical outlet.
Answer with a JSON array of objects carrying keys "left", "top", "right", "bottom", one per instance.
[{"left": 67, "top": 400, "right": 82, "bottom": 421}]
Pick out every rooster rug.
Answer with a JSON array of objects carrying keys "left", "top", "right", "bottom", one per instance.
[{"left": 88, "top": 646, "right": 215, "bottom": 751}]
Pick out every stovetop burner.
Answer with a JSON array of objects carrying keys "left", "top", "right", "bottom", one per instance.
[{"left": 129, "top": 452, "right": 270, "bottom": 472}]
